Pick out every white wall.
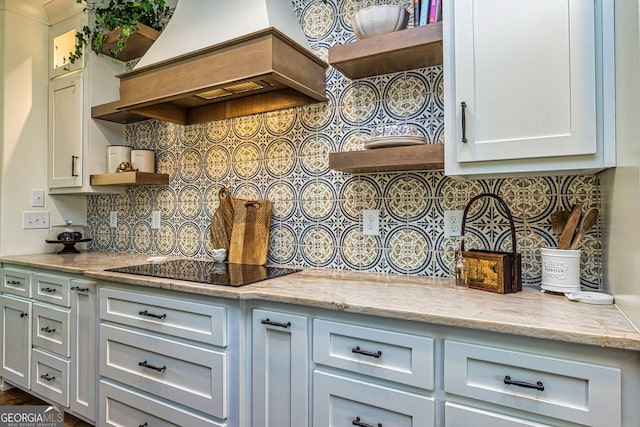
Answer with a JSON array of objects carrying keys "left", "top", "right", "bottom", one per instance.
[
  {"left": 0, "top": 3, "right": 86, "bottom": 256},
  {"left": 601, "top": 0, "right": 640, "bottom": 328}
]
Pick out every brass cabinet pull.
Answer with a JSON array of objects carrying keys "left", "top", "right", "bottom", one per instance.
[
  {"left": 352, "top": 416, "right": 382, "bottom": 427},
  {"left": 504, "top": 375, "right": 544, "bottom": 391},
  {"left": 261, "top": 318, "right": 291, "bottom": 328},
  {"left": 138, "top": 360, "right": 166, "bottom": 372},
  {"left": 351, "top": 346, "right": 382, "bottom": 358}
]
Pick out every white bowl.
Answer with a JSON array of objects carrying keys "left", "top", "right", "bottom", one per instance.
[{"left": 353, "top": 5, "right": 409, "bottom": 40}]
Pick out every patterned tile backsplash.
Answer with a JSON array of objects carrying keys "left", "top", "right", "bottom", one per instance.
[{"left": 87, "top": 0, "right": 602, "bottom": 290}]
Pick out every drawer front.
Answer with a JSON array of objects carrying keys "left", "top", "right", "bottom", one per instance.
[
  {"left": 445, "top": 402, "right": 553, "bottom": 427},
  {"left": 100, "top": 324, "right": 226, "bottom": 419},
  {"left": 100, "top": 288, "right": 226, "bottom": 347},
  {"left": 444, "top": 340, "right": 621, "bottom": 427},
  {"left": 313, "top": 319, "right": 434, "bottom": 389},
  {"left": 1, "top": 268, "right": 31, "bottom": 298},
  {"left": 32, "top": 303, "right": 70, "bottom": 357},
  {"left": 31, "top": 348, "right": 69, "bottom": 407},
  {"left": 313, "top": 370, "right": 435, "bottom": 427},
  {"left": 32, "top": 273, "right": 71, "bottom": 307},
  {"left": 100, "top": 379, "right": 226, "bottom": 427}
]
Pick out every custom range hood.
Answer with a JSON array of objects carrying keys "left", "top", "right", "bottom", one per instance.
[{"left": 92, "top": 0, "right": 327, "bottom": 125}]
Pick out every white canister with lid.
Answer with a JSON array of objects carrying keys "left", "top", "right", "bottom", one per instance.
[
  {"left": 131, "top": 150, "right": 155, "bottom": 173},
  {"left": 107, "top": 146, "right": 132, "bottom": 173}
]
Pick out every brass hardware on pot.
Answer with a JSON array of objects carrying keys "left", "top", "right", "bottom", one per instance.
[{"left": 460, "top": 193, "right": 522, "bottom": 293}]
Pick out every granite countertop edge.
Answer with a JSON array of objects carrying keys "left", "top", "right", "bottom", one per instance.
[{"left": 2, "top": 251, "right": 639, "bottom": 352}]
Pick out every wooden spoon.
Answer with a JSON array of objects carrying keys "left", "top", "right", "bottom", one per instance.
[
  {"left": 569, "top": 208, "right": 599, "bottom": 250},
  {"left": 557, "top": 204, "right": 583, "bottom": 249}
]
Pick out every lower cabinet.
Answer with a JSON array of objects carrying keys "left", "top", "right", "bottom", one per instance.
[
  {"left": 251, "top": 308, "right": 308, "bottom": 427},
  {"left": 445, "top": 403, "right": 553, "bottom": 427},
  {"left": 313, "top": 371, "right": 435, "bottom": 427},
  {"left": 98, "top": 284, "right": 239, "bottom": 427},
  {"left": 0, "top": 266, "right": 96, "bottom": 423}
]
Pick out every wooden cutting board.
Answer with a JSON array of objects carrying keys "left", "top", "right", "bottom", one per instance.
[
  {"left": 228, "top": 199, "right": 274, "bottom": 265},
  {"left": 209, "top": 187, "right": 235, "bottom": 251}
]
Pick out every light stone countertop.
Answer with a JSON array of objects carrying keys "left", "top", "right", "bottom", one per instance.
[{"left": 2, "top": 251, "right": 639, "bottom": 351}]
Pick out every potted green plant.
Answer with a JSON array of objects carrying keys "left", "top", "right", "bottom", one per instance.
[{"left": 67, "top": 0, "right": 174, "bottom": 64}]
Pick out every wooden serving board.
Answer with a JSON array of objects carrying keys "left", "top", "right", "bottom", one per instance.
[
  {"left": 209, "top": 187, "right": 235, "bottom": 251},
  {"left": 228, "top": 199, "right": 274, "bottom": 265}
]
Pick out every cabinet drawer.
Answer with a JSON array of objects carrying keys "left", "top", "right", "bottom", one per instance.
[
  {"left": 99, "top": 379, "right": 225, "bottom": 427},
  {"left": 31, "top": 348, "right": 69, "bottom": 407},
  {"left": 32, "top": 273, "right": 71, "bottom": 307},
  {"left": 313, "top": 319, "right": 434, "bottom": 389},
  {"left": 32, "top": 303, "right": 70, "bottom": 357},
  {"left": 100, "top": 288, "right": 226, "bottom": 347},
  {"left": 100, "top": 324, "right": 226, "bottom": 419},
  {"left": 313, "top": 370, "right": 434, "bottom": 427},
  {"left": 444, "top": 340, "right": 621, "bottom": 427},
  {"left": 1, "top": 268, "right": 31, "bottom": 298},
  {"left": 445, "top": 402, "right": 552, "bottom": 427}
]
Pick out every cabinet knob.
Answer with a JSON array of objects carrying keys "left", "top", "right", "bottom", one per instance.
[{"left": 19, "top": 312, "right": 28, "bottom": 318}]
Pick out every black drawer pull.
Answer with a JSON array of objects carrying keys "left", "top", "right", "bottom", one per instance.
[
  {"left": 351, "top": 346, "right": 382, "bottom": 358},
  {"left": 20, "top": 312, "right": 28, "bottom": 318},
  {"left": 261, "top": 318, "right": 291, "bottom": 329},
  {"left": 71, "top": 286, "right": 89, "bottom": 292},
  {"left": 40, "top": 373, "right": 55, "bottom": 382},
  {"left": 138, "top": 310, "right": 166, "bottom": 320},
  {"left": 41, "top": 287, "right": 56, "bottom": 293},
  {"left": 40, "top": 326, "right": 56, "bottom": 333},
  {"left": 352, "top": 416, "right": 382, "bottom": 427},
  {"left": 139, "top": 423, "right": 148, "bottom": 427},
  {"left": 6, "top": 280, "right": 21, "bottom": 285},
  {"left": 504, "top": 375, "right": 544, "bottom": 391},
  {"left": 138, "top": 360, "right": 166, "bottom": 372}
]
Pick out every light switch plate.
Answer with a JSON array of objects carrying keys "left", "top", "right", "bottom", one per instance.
[
  {"left": 31, "top": 189, "right": 45, "bottom": 207},
  {"left": 22, "top": 211, "right": 50, "bottom": 229}
]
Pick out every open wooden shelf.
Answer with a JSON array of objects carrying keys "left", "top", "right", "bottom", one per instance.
[
  {"left": 328, "top": 22, "right": 443, "bottom": 79},
  {"left": 90, "top": 171, "right": 169, "bottom": 186},
  {"left": 329, "top": 144, "right": 444, "bottom": 174},
  {"left": 100, "top": 22, "right": 160, "bottom": 62}
]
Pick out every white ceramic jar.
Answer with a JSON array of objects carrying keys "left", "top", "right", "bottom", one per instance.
[
  {"left": 107, "top": 146, "right": 132, "bottom": 173},
  {"left": 131, "top": 150, "right": 155, "bottom": 173}
]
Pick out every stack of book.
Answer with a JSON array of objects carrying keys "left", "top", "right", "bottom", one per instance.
[{"left": 413, "top": 0, "right": 442, "bottom": 27}]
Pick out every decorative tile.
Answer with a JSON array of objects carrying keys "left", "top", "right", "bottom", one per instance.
[{"left": 84, "top": 1, "right": 603, "bottom": 291}]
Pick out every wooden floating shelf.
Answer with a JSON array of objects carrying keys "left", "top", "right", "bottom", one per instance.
[
  {"left": 329, "top": 144, "right": 444, "bottom": 174},
  {"left": 100, "top": 22, "right": 160, "bottom": 62},
  {"left": 328, "top": 22, "right": 443, "bottom": 80},
  {"left": 90, "top": 171, "right": 169, "bottom": 186}
]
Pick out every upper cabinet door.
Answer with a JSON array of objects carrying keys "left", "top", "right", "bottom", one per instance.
[
  {"left": 444, "top": 0, "right": 615, "bottom": 176},
  {"left": 50, "top": 13, "right": 85, "bottom": 79},
  {"left": 49, "top": 73, "right": 83, "bottom": 189}
]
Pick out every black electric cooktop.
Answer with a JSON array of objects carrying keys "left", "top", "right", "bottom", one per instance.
[{"left": 107, "top": 259, "right": 301, "bottom": 287}]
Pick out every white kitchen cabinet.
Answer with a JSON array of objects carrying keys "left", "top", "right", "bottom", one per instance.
[
  {"left": 0, "top": 295, "right": 32, "bottom": 389},
  {"left": 47, "top": 7, "right": 126, "bottom": 194},
  {"left": 69, "top": 280, "right": 96, "bottom": 421},
  {"left": 444, "top": 340, "right": 622, "bottom": 427},
  {"left": 445, "top": 403, "right": 553, "bottom": 427},
  {"left": 444, "top": 0, "right": 615, "bottom": 177},
  {"left": 98, "top": 284, "right": 240, "bottom": 427},
  {"left": 251, "top": 308, "right": 309, "bottom": 427},
  {"left": 0, "top": 266, "right": 97, "bottom": 423}
]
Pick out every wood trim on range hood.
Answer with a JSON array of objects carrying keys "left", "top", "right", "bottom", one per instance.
[{"left": 92, "top": 28, "right": 328, "bottom": 125}]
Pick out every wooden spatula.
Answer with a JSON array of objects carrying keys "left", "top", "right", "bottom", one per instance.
[
  {"left": 569, "top": 208, "right": 599, "bottom": 250},
  {"left": 550, "top": 210, "right": 570, "bottom": 237},
  {"left": 557, "top": 204, "right": 582, "bottom": 249}
]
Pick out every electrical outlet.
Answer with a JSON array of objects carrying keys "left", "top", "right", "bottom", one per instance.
[
  {"left": 22, "top": 211, "right": 50, "bottom": 229},
  {"left": 151, "top": 211, "right": 161, "bottom": 229},
  {"left": 444, "top": 210, "right": 464, "bottom": 237},
  {"left": 110, "top": 211, "right": 118, "bottom": 228},
  {"left": 31, "top": 189, "right": 45, "bottom": 207},
  {"left": 363, "top": 209, "right": 380, "bottom": 236}
]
